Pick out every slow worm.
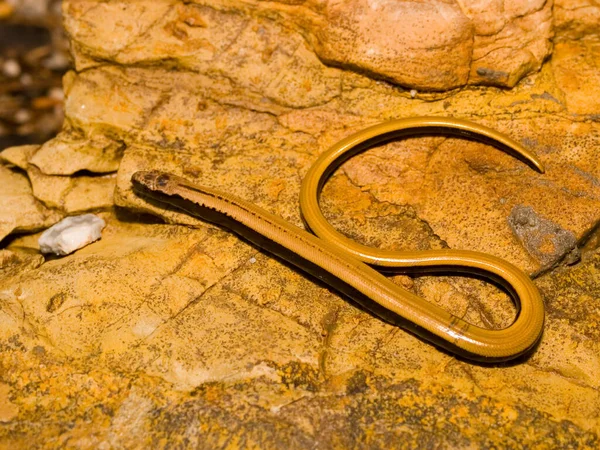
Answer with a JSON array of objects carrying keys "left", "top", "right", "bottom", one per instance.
[{"left": 132, "top": 116, "right": 545, "bottom": 362}]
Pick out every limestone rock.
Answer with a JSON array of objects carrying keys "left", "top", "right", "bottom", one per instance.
[
  {"left": 0, "top": 2, "right": 579, "bottom": 276},
  {"left": 0, "top": 165, "right": 62, "bottom": 242},
  {"left": 552, "top": 39, "right": 600, "bottom": 116},
  {"left": 0, "top": 144, "right": 39, "bottom": 170},
  {"left": 27, "top": 165, "right": 116, "bottom": 213},
  {"left": 0, "top": 382, "right": 19, "bottom": 424},
  {"left": 2, "top": 0, "right": 600, "bottom": 447},
  {"left": 0, "top": 211, "right": 598, "bottom": 447},
  {"left": 462, "top": 0, "right": 553, "bottom": 87},
  {"left": 31, "top": 130, "right": 124, "bottom": 175},
  {"left": 63, "top": 0, "right": 553, "bottom": 91},
  {"left": 554, "top": 0, "right": 600, "bottom": 40},
  {"left": 0, "top": 143, "right": 117, "bottom": 218},
  {"left": 0, "top": 248, "right": 44, "bottom": 279},
  {"left": 101, "top": 48, "right": 599, "bottom": 275},
  {"left": 300, "top": 0, "right": 474, "bottom": 90}
]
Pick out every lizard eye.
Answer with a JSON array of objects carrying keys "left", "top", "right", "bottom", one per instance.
[{"left": 156, "top": 174, "right": 169, "bottom": 187}]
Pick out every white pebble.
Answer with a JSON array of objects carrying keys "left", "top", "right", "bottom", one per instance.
[
  {"left": 14, "top": 109, "right": 31, "bottom": 123},
  {"left": 2, "top": 59, "right": 21, "bottom": 78},
  {"left": 48, "top": 87, "right": 64, "bottom": 100},
  {"left": 39, "top": 214, "right": 106, "bottom": 256},
  {"left": 43, "top": 51, "right": 70, "bottom": 70},
  {"left": 410, "top": 89, "right": 417, "bottom": 98}
]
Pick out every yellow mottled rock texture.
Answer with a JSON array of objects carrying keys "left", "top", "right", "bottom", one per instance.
[
  {"left": 0, "top": 165, "right": 62, "bottom": 241},
  {"left": 63, "top": 0, "right": 553, "bottom": 91},
  {"left": 1, "top": 0, "right": 600, "bottom": 448},
  {"left": 554, "top": 0, "right": 600, "bottom": 39},
  {"left": 1, "top": 145, "right": 116, "bottom": 215}
]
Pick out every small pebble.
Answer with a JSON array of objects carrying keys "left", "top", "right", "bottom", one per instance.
[
  {"left": 2, "top": 59, "right": 21, "bottom": 78},
  {"left": 43, "top": 51, "right": 70, "bottom": 70},
  {"left": 20, "top": 73, "right": 32, "bottom": 85},
  {"left": 14, "top": 109, "right": 32, "bottom": 123},
  {"left": 410, "top": 89, "right": 417, "bottom": 98},
  {"left": 48, "top": 87, "right": 64, "bottom": 100},
  {"left": 39, "top": 214, "right": 106, "bottom": 256}
]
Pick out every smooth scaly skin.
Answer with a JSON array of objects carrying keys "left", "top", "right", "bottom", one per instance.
[{"left": 132, "top": 117, "right": 545, "bottom": 362}]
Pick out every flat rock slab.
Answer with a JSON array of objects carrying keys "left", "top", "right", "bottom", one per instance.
[
  {"left": 0, "top": 211, "right": 599, "bottom": 447},
  {"left": 1, "top": 145, "right": 117, "bottom": 214},
  {"left": 0, "top": 165, "right": 62, "bottom": 242}
]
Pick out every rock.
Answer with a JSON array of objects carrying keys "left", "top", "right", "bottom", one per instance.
[
  {"left": 301, "top": 0, "right": 474, "bottom": 90},
  {"left": 62, "top": 0, "right": 553, "bottom": 91},
  {"left": 2, "top": 0, "right": 600, "bottom": 446},
  {"left": 554, "top": 0, "right": 600, "bottom": 40},
  {"left": 13, "top": 109, "right": 31, "bottom": 124},
  {"left": 0, "top": 144, "right": 116, "bottom": 214},
  {"left": 1, "top": 59, "right": 21, "bottom": 78},
  {"left": 0, "top": 211, "right": 598, "bottom": 446},
  {"left": 31, "top": 130, "right": 124, "bottom": 175},
  {"left": 27, "top": 166, "right": 116, "bottom": 213},
  {"left": 100, "top": 51, "right": 600, "bottom": 275},
  {"left": 0, "top": 248, "right": 44, "bottom": 278},
  {"left": 508, "top": 205, "right": 578, "bottom": 271},
  {"left": 0, "top": 382, "right": 19, "bottom": 423},
  {"left": 0, "top": 144, "right": 39, "bottom": 169},
  {"left": 0, "top": 165, "right": 62, "bottom": 242},
  {"left": 551, "top": 40, "right": 600, "bottom": 116},
  {"left": 38, "top": 213, "right": 106, "bottom": 255},
  {"left": 463, "top": 0, "right": 552, "bottom": 87}
]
